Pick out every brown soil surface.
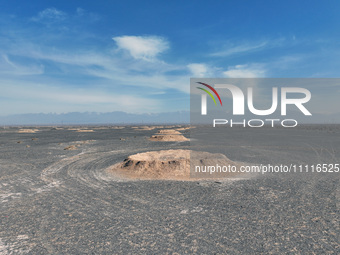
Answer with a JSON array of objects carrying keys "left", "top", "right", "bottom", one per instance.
[
  {"left": 64, "top": 145, "right": 78, "bottom": 150},
  {"left": 149, "top": 134, "right": 189, "bottom": 141}
]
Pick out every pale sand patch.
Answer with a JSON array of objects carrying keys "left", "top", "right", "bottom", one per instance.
[
  {"left": 76, "top": 129, "right": 94, "bottom": 132},
  {"left": 112, "top": 126, "right": 125, "bottom": 129},
  {"left": 73, "top": 140, "right": 96, "bottom": 144},
  {"left": 18, "top": 129, "right": 39, "bottom": 133},
  {"left": 176, "top": 127, "right": 194, "bottom": 131},
  {"left": 156, "top": 129, "right": 181, "bottom": 135},
  {"left": 149, "top": 134, "right": 189, "bottom": 141},
  {"left": 107, "top": 149, "right": 245, "bottom": 180},
  {"left": 175, "top": 128, "right": 188, "bottom": 131},
  {"left": 133, "top": 126, "right": 156, "bottom": 131},
  {"left": 140, "top": 127, "right": 156, "bottom": 131}
]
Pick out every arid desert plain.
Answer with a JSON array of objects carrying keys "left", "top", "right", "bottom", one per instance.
[{"left": 0, "top": 125, "right": 339, "bottom": 254}]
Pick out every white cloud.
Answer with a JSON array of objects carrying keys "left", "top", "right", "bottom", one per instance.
[
  {"left": 0, "top": 80, "right": 160, "bottom": 114},
  {"left": 0, "top": 34, "right": 190, "bottom": 115},
  {"left": 0, "top": 54, "right": 44, "bottom": 75},
  {"left": 210, "top": 38, "right": 286, "bottom": 57},
  {"left": 187, "top": 63, "right": 209, "bottom": 77},
  {"left": 31, "top": 8, "right": 67, "bottom": 22},
  {"left": 3, "top": 42, "right": 190, "bottom": 93},
  {"left": 113, "top": 35, "right": 169, "bottom": 61},
  {"left": 271, "top": 55, "right": 302, "bottom": 70},
  {"left": 211, "top": 41, "right": 268, "bottom": 57},
  {"left": 223, "top": 64, "right": 266, "bottom": 78},
  {"left": 76, "top": 8, "right": 85, "bottom": 16}
]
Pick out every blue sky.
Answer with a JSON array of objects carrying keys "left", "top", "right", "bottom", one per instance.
[{"left": 1, "top": 0, "right": 340, "bottom": 115}]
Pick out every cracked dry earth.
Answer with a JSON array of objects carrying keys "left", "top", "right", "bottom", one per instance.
[{"left": 0, "top": 126, "right": 339, "bottom": 254}]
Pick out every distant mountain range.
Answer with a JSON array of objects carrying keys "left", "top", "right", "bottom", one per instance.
[
  {"left": 0, "top": 110, "right": 339, "bottom": 126},
  {"left": 0, "top": 111, "right": 190, "bottom": 125}
]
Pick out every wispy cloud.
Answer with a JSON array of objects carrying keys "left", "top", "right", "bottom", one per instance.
[
  {"left": 210, "top": 41, "right": 268, "bottom": 57},
  {"left": 113, "top": 36, "right": 169, "bottom": 61},
  {"left": 0, "top": 79, "right": 161, "bottom": 115},
  {"left": 1, "top": 6, "right": 336, "bottom": 116},
  {"left": 1, "top": 38, "right": 190, "bottom": 93},
  {"left": 31, "top": 7, "right": 67, "bottom": 22},
  {"left": 210, "top": 38, "right": 286, "bottom": 57},
  {"left": 0, "top": 54, "right": 44, "bottom": 75},
  {"left": 223, "top": 64, "right": 266, "bottom": 78},
  {"left": 187, "top": 63, "right": 210, "bottom": 77},
  {"left": 0, "top": 11, "right": 190, "bottom": 115}
]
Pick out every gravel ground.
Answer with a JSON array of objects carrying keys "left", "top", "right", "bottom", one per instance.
[{"left": 0, "top": 126, "right": 339, "bottom": 254}]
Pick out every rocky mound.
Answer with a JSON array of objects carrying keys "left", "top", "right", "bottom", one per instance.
[
  {"left": 156, "top": 129, "right": 181, "bottom": 135},
  {"left": 107, "top": 149, "right": 244, "bottom": 180},
  {"left": 149, "top": 128, "right": 189, "bottom": 141}
]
